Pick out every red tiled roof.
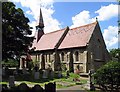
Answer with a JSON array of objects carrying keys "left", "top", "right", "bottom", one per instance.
[
  {"left": 59, "top": 22, "right": 97, "bottom": 49},
  {"left": 32, "top": 21, "right": 97, "bottom": 51},
  {"left": 34, "top": 28, "right": 66, "bottom": 51}
]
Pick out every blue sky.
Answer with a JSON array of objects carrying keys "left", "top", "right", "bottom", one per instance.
[{"left": 10, "top": 0, "right": 118, "bottom": 50}]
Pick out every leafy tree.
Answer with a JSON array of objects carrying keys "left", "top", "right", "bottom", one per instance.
[
  {"left": 109, "top": 48, "right": 120, "bottom": 58},
  {"left": 94, "top": 61, "right": 120, "bottom": 91},
  {"left": 2, "top": 2, "right": 34, "bottom": 61}
]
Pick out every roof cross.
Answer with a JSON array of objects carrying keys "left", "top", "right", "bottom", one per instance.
[{"left": 96, "top": 17, "right": 98, "bottom": 22}]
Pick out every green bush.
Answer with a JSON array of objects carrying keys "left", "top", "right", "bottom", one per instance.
[
  {"left": 70, "top": 73, "right": 80, "bottom": 79},
  {"left": 93, "top": 61, "right": 120, "bottom": 91},
  {"left": 2, "top": 59, "right": 18, "bottom": 67}
]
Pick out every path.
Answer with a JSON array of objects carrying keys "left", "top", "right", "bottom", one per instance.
[{"left": 57, "top": 85, "right": 87, "bottom": 92}]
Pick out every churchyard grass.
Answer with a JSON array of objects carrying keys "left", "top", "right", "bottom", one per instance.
[
  {"left": 0, "top": 82, "right": 8, "bottom": 85},
  {"left": 1, "top": 72, "right": 88, "bottom": 89}
]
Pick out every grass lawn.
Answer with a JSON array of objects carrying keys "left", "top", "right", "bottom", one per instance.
[{"left": 1, "top": 72, "right": 88, "bottom": 89}]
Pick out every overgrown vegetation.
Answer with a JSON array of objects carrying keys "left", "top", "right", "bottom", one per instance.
[{"left": 94, "top": 61, "right": 120, "bottom": 91}]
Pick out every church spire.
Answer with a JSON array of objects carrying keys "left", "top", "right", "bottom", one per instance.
[
  {"left": 38, "top": 8, "right": 44, "bottom": 28},
  {"left": 36, "top": 8, "right": 44, "bottom": 43}
]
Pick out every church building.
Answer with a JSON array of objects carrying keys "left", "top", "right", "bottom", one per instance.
[{"left": 31, "top": 8, "right": 110, "bottom": 73}]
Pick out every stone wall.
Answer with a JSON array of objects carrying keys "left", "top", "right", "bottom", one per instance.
[
  {"left": 57, "top": 48, "right": 88, "bottom": 73},
  {"left": 86, "top": 23, "right": 110, "bottom": 72},
  {"left": 30, "top": 48, "right": 88, "bottom": 73}
]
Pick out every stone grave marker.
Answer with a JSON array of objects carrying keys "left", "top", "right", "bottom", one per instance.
[
  {"left": 45, "top": 82, "right": 56, "bottom": 92},
  {"left": 34, "top": 71, "right": 40, "bottom": 80},
  {"left": 58, "top": 71, "right": 62, "bottom": 78},
  {"left": 2, "top": 67, "right": 5, "bottom": 76},
  {"left": 32, "top": 84, "right": 44, "bottom": 92},
  {"left": 22, "top": 67, "right": 27, "bottom": 74},
  {"left": 18, "top": 83, "right": 29, "bottom": 92},
  {"left": 9, "top": 76, "right": 15, "bottom": 88},
  {"left": 50, "top": 70, "right": 54, "bottom": 78},
  {"left": 42, "top": 70, "right": 48, "bottom": 79}
]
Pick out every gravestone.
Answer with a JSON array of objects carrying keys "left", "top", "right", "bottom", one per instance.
[
  {"left": 50, "top": 70, "right": 54, "bottom": 78},
  {"left": 58, "top": 71, "right": 62, "bottom": 78},
  {"left": 42, "top": 70, "right": 48, "bottom": 79},
  {"left": 22, "top": 67, "right": 29, "bottom": 80},
  {"left": 2, "top": 67, "right": 5, "bottom": 76},
  {"left": 9, "top": 76, "right": 15, "bottom": 88},
  {"left": 18, "top": 83, "right": 29, "bottom": 92},
  {"left": 34, "top": 72, "right": 39, "bottom": 80},
  {"left": 83, "top": 70, "right": 95, "bottom": 90},
  {"left": 22, "top": 67, "right": 27, "bottom": 74},
  {"left": 32, "top": 84, "right": 44, "bottom": 92},
  {"left": 45, "top": 82, "right": 56, "bottom": 92},
  {"left": 32, "top": 69, "right": 35, "bottom": 75},
  {"left": 89, "top": 70, "right": 95, "bottom": 91},
  {"left": 66, "top": 70, "right": 69, "bottom": 77}
]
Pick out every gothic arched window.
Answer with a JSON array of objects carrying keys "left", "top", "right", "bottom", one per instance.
[
  {"left": 61, "top": 52, "right": 64, "bottom": 61},
  {"left": 75, "top": 51, "right": 79, "bottom": 61}
]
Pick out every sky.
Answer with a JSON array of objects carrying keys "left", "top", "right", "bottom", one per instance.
[{"left": 9, "top": 0, "right": 119, "bottom": 50}]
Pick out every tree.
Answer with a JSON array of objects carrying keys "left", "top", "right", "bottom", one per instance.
[
  {"left": 94, "top": 61, "right": 120, "bottom": 91},
  {"left": 109, "top": 48, "right": 120, "bottom": 59},
  {"left": 2, "top": 2, "right": 34, "bottom": 61}
]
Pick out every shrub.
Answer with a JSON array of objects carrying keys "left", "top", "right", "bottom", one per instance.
[
  {"left": 2, "top": 59, "right": 18, "bottom": 67},
  {"left": 93, "top": 61, "right": 120, "bottom": 91},
  {"left": 70, "top": 73, "right": 80, "bottom": 79}
]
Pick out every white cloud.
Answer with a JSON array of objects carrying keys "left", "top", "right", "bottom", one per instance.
[
  {"left": 95, "top": 4, "right": 118, "bottom": 21},
  {"left": 103, "top": 26, "right": 118, "bottom": 49},
  {"left": 70, "top": 4, "right": 118, "bottom": 28},
  {"left": 10, "top": 0, "right": 61, "bottom": 35},
  {"left": 70, "top": 10, "right": 95, "bottom": 28}
]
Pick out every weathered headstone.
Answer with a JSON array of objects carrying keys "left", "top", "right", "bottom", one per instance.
[
  {"left": 32, "top": 84, "right": 44, "bottom": 92},
  {"left": 22, "top": 67, "right": 27, "bottom": 74},
  {"left": 66, "top": 70, "right": 69, "bottom": 77},
  {"left": 2, "top": 67, "right": 5, "bottom": 76},
  {"left": 50, "top": 70, "right": 54, "bottom": 78},
  {"left": 42, "top": 70, "right": 48, "bottom": 79},
  {"left": 45, "top": 82, "right": 56, "bottom": 92},
  {"left": 9, "top": 76, "right": 15, "bottom": 88},
  {"left": 32, "top": 69, "right": 35, "bottom": 75},
  {"left": 89, "top": 70, "right": 95, "bottom": 91},
  {"left": 34, "top": 72, "right": 39, "bottom": 80},
  {"left": 58, "top": 71, "right": 62, "bottom": 78},
  {"left": 18, "top": 83, "right": 29, "bottom": 92}
]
